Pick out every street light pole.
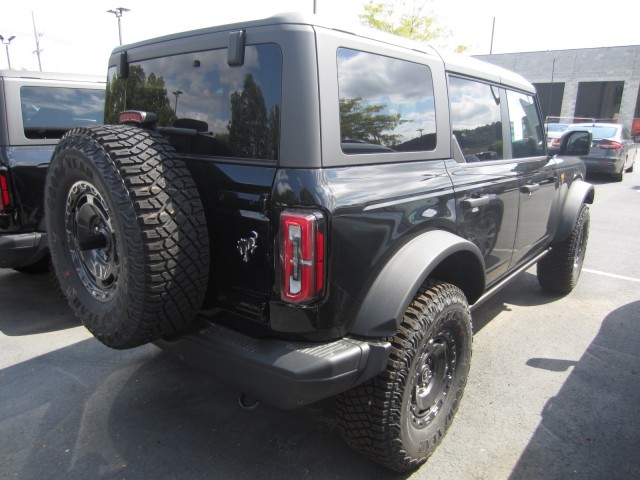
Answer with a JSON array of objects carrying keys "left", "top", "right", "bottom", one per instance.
[
  {"left": 173, "top": 90, "right": 183, "bottom": 115},
  {"left": 0, "top": 35, "right": 16, "bottom": 70},
  {"left": 107, "top": 7, "right": 130, "bottom": 45}
]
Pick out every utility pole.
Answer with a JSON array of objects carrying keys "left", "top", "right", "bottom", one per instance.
[
  {"left": 107, "top": 7, "right": 130, "bottom": 45},
  {"left": 490, "top": 17, "right": 495, "bottom": 54},
  {"left": 0, "top": 35, "right": 16, "bottom": 70},
  {"left": 32, "top": 12, "right": 43, "bottom": 72}
]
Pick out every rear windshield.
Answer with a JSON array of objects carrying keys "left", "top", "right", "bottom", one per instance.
[
  {"left": 21, "top": 86, "right": 105, "bottom": 139},
  {"left": 547, "top": 123, "right": 568, "bottom": 133},
  {"left": 590, "top": 126, "right": 617, "bottom": 139},
  {"left": 105, "top": 44, "right": 282, "bottom": 161}
]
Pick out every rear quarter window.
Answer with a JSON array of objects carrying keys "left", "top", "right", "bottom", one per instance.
[
  {"left": 21, "top": 86, "right": 105, "bottom": 139},
  {"left": 337, "top": 48, "right": 436, "bottom": 154}
]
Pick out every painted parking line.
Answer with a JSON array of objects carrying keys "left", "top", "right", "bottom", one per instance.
[{"left": 583, "top": 268, "right": 640, "bottom": 283}]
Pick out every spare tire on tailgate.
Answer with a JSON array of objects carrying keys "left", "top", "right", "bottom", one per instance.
[{"left": 45, "top": 125, "right": 210, "bottom": 349}]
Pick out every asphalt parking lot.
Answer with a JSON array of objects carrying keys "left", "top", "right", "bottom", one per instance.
[{"left": 1, "top": 169, "right": 639, "bottom": 480}]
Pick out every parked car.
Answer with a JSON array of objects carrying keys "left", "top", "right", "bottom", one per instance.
[
  {"left": 545, "top": 122, "right": 569, "bottom": 148},
  {"left": 0, "top": 70, "right": 106, "bottom": 272},
  {"left": 44, "top": 13, "right": 594, "bottom": 472},
  {"left": 560, "top": 122, "right": 636, "bottom": 181}
]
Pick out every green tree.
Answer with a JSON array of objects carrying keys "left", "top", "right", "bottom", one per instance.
[
  {"left": 339, "top": 97, "right": 403, "bottom": 146},
  {"left": 228, "top": 74, "right": 279, "bottom": 160},
  {"left": 359, "top": 0, "right": 448, "bottom": 42},
  {"left": 359, "top": 0, "right": 467, "bottom": 51},
  {"left": 104, "top": 65, "right": 175, "bottom": 125}
]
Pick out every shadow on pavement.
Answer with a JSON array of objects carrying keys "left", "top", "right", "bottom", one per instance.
[
  {"left": 0, "top": 269, "right": 78, "bottom": 336},
  {"left": 0, "top": 337, "right": 406, "bottom": 479},
  {"left": 471, "top": 270, "right": 563, "bottom": 333},
  {"left": 509, "top": 300, "right": 640, "bottom": 480}
]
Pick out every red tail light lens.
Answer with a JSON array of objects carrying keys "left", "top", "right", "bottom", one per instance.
[
  {"left": 117, "top": 110, "right": 158, "bottom": 125},
  {"left": 0, "top": 173, "right": 11, "bottom": 211},
  {"left": 598, "top": 140, "right": 622, "bottom": 150},
  {"left": 551, "top": 138, "right": 561, "bottom": 148},
  {"left": 280, "top": 209, "right": 326, "bottom": 304}
]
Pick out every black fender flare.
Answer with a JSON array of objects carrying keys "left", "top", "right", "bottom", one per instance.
[
  {"left": 552, "top": 179, "right": 594, "bottom": 244},
  {"left": 349, "top": 230, "right": 485, "bottom": 337}
]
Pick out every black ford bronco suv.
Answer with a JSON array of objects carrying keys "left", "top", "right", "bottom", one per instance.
[
  {"left": 0, "top": 70, "right": 105, "bottom": 272},
  {"left": 44, "top": 14, "right": 594, "bottom": 472}
]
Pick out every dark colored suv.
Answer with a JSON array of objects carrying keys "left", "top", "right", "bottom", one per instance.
[
  {"left": 44, "top": 14, "right": 594, "bottom": 472},
  {"left": 0, "top": 70, "right": 105, "bottom": 271}
]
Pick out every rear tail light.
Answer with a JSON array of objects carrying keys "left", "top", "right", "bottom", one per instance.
[
  {"left": 551, "top": 138, "right": 561, "bottom": 148},
  {"left": 117, "top": 110, "right": 158, "bottom": 126},
  {"left": 0, "top": 173, "right": 11, "bottom": 211},
  {"left": 280, "top": 209, "right": 326, "bottom": 304},
  {"left": 598, "top": 140, "right": 622, "bottom": 150}
]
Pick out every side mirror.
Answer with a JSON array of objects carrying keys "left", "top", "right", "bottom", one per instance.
[{"left": 558, "top": 130, "right": 592, "bottom": 156}]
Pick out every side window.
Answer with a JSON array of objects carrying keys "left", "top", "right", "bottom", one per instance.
[
  {"left": 506, "top": 90, "right": 544, "bottom": 158},
  {"left": 105, "top": 44, "right": 282, "bottom": 161},
  {"left": 21, "top": 86, "right": 105, "bottom": 139},
  {"left": 337, "top": 48, "right": 436, "bottom": 154},
  {"left": 448, "top": 76, "right": 503, "bottom": 162}
]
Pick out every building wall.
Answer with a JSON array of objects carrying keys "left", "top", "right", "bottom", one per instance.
[{"left": 474, "top": 46, "right": 640, "bottom": 132}]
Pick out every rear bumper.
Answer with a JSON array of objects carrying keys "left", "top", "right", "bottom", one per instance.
[
  {"left": 0, "top": 232, "right": 48, "bottom": 268},
  {"left": 582, "top": 156, "right": 624, "bottom": 174},
  {"left": 155, "top": 322, "right": 391, "bottom": 409}
]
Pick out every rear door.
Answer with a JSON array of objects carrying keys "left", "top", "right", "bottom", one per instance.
[{"left": 446, "top": 75, "right": 519, "bottom": 285}]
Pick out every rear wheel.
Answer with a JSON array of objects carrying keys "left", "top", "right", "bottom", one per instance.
[
  {"left": 537, "top": 204, "right": 589, "bottom": 294},
  {"left": 45, "top": 125, "right": 209, "bottom": 349},
  {"left": 337, "top": 280, "right": 472, "bottom": 472},
  {"left": 613, "top": 163, "right": 624, "bottom": 182}
]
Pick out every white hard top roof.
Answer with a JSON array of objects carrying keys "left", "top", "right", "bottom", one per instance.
[{"left": 0, "top": 70, "right": 105, "bottom": 83}]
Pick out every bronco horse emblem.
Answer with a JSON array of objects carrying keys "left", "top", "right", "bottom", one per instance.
[{"left": 237, "top": 231, "right": 259, "bottom": 263}]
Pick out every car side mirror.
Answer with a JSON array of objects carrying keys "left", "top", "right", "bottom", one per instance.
[{"left": 558, "top": 130, "right": 592, "bottom": 156}]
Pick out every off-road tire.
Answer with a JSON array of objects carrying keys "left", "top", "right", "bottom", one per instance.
[
  {"left": 45, "top": 125, "right": 209, "bottom": 349},
  {"left": 537, "top": 203, "right": 589, "bottom": 294},
  {"left": 336, "top": 280, "right": 472, "bottom": 472}
]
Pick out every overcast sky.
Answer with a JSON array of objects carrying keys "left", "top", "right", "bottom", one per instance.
[{"left": 2, "top": 0, "right": 638, "bottom": 75}]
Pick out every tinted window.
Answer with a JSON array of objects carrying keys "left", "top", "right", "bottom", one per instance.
[
  {"left": 21, "top": 86, "right": 105, "bottom": 139},
  {"left": 337, "top": 48, "right": 436, "bottom": 154},
  {"left": 105, "top": 44, "right": 282, "bottom": 160},
  {"left": 448, "top": 76, "right": 503, "bottom": 162},
  {"left": 506, "top": 90, "right": 544, "bottom": 158}
]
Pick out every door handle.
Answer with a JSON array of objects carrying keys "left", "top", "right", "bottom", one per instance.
[
  {"left": 521, "top": 183, "right": 540, "bottom": 194},
  {"left": 462, "top": 196, "right": 490, "bottom": 209}
]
